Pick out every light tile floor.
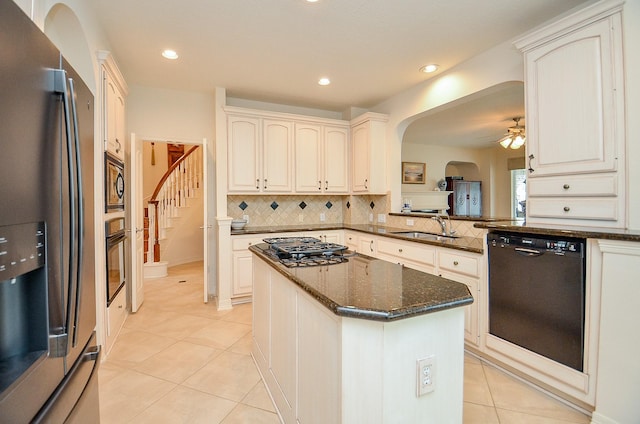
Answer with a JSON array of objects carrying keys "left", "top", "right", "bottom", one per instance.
[{"left": 98, "top": 262, "right": 591, "bottom": 423}]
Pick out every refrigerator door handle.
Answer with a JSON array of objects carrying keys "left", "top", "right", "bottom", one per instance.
[
  {"left": 51, "top": 69, "right": 76, "bottom": 357},
  {"left": 68, "top": 76, "right": 84, "bottom": 349}
]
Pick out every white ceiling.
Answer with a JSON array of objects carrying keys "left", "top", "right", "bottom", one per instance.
[
  {"left": 93, "top": 0, "right": 589, "bottom": 113},
  {"left": 91, "top": 1, "right": 591, "bottom": 149},
  {"left": 402, "top": 81, "right": 525, "bottom": 148}
]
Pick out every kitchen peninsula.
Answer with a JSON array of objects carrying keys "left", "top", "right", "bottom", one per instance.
[{"left": 249, "top": 241, "right": 473, "bottom": 424}]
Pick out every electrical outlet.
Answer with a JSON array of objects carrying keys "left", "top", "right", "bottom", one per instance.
[
  {"left": 406, "top": 219, "right": 414, "bottom": 226},
  {"left": 320, "top": 213, "right": 326, "bottom": 222},
  {"left": 416, "top": 356, "right": 436, "bottom": 396},
  {"left": 242, "top": 214, "right": 249, "bottom": 223},
  {"left": 377, "top": 214, "right": 386, "bottom": 223},
  {"left": 298, "top": 214, "right": 304, "bottom": 222},
  {"left": 369, "top": 213, "right": 374, "bottom": 222}
]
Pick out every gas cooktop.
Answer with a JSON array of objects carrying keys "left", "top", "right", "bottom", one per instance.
[{"left": 263, "top": 237, "right": 350, "bottom": 267}]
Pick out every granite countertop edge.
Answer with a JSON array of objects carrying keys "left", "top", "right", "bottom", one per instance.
[
  {"left": 232, "top": 223, "right": 484, "bottom": 253},
  {"left": 250, "top": 245, "right": 474, "bottom": 322},
  {"left": 473, "top": 222, "right": 640, "bottom": 242}
]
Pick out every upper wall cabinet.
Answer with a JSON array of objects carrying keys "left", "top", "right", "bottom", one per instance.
[
  {"left": 295, "top": 123, "right": 349, "bottom": 193},
  {"left": 226, "top": 106, "right": 350, "bottom": 194},
  {"left": 350, "top": 112, "right": 388, "bottom": 194},
  {"left": 97, "top": 51, "right": 128, "bottom": 162},
  {"left": 515, "top": 0, "right": 626, "bottom": 228},
  {"left": 227, "top": 113, "right": 293, "bottom": 193}
]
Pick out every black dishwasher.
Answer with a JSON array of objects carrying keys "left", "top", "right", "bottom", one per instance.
[{"left": 487, "top": 231, "right": 586, "bottom": 371}]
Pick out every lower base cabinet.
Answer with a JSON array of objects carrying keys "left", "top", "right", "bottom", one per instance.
[{"left": 105, "top": 288, "right": 127, "bottom": 354}]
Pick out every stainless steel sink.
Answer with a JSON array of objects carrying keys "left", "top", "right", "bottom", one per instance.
[{"left": 390, "top": 231, "right": 457, "bottom": 240}]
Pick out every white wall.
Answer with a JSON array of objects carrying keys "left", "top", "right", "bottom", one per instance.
[
  {"left": 127, "top": 84, "right": 216, "bottom": 293},
  {"left": 371, "top": 40, "right": 525, "bottom": 214},
  {"left": 401, "top": 143, "right": 522, "bottom": 218}
]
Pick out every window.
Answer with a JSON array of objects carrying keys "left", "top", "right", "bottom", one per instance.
[{"left": 511, "top": 169, "right": 527, "bottom": 220}]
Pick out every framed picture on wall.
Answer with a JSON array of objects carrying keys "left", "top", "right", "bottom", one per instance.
[{"left": 402, "top": 162, "right": 426, "bottom": 184}]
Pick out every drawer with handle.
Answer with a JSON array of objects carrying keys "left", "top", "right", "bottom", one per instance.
[
  {"left": 528, "top": 174, "right": 617, "bottom": 197},
  {"left": 437, "top": 250, "right": 479, "bottom": 277}
]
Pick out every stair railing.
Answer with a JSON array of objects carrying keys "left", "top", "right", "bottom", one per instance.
[{"left": 146, "top": 145, "right": 202, "bottom": 263}]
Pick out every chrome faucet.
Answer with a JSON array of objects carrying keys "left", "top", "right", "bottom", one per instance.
[{"left": 432, "top": 214, "right": 455, "bottom": 236}]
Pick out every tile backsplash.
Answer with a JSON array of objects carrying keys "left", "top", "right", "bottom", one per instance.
[
  {"left": 227, "top": 194, "right": 388, "bottom": 227},
  {"left": 227, "top": 193, "right": 484, "bottom": 238}
]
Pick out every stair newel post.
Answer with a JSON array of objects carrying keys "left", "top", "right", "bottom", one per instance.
[{"left": 150, "top": 200, "right": 161, "bottom": 262}]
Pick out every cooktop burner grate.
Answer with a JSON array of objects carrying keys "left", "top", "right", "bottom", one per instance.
[{"left": 262, "top": 236, "right": 350, "bottom": 267}]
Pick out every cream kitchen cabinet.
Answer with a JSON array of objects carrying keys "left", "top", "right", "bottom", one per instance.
[
  {"left": 98, "top": 51, "right": 128, "bottom": 162},
  {"left": 104, "top": 287, "right": 127, "bottom": 355},
  {"left": 227, "top": 114, "right": 294, "bottom": 193},
  {"left": 344, "top": 230, "right": 359, "bottom": 251},
  {"left": 304, "top": 230, "right": 343, "bottom": 244},
  {"left": 515, "top": 1, "right": 626, "bottom": 228},
  {"left": 231, "top": 232, "right": 303, "bottom": 302},
  {"left": 295, "top": 123, "right": 349, "bottom": 193},
  {"left": 350, "top": 112, "right": 388, "bottom": 194},
  {"left": 436, "top": 248, "right": 481, "bottom": 346},
  {"left": 376, "top": 237, "right": 436, "bottom": 274}
]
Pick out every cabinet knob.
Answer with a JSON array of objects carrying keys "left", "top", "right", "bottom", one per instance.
[
  {"left": 264, "top": 179, "right": 267, "bottom": 189},
  {"left": 365, "top": 179, "right": 369, "bottom": 190},
  {"left": 453, "top": 261, "right": 459, "bottom": 266},
  {"left": 256, "top": 179, "right": 260, "bottom": 189},
  {"left": 398, "top": 248, "right": 403, "bottom": 253},
  {"left": 563, "top": 206, "right": 571, "bottom": 212},
  {"left": 325, "top": 180, "right": 329, "bottom": 190},
  {"left": 318, "top": 180, "right": 322, "bottom": 190},
  {"left": 563, "top": 184, "right": 570, "bottom": 190}
]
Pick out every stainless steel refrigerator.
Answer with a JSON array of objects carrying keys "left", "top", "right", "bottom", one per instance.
[{"left": 0, "top": 0, "right": 100, "bottom": 422}]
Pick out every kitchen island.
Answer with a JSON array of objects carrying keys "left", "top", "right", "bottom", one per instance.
[{"left": 250, "top": 242, "right": 473, "bottom": 424}]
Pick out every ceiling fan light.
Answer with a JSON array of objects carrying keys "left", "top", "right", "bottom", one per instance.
[
  {"left": 499, "top": 136, "right": 513, "bottom": 149},
  {"left": 510, "top": 135, "right": 525, "bottom": 149}
]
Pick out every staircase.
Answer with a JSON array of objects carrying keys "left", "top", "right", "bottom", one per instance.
[{"left": 143, "top": 145, "right": 202, "bottom": 278}]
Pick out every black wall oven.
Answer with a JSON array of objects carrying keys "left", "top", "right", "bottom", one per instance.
[{"left": 105, "top": 218, "right": 126, "bottom": 306}]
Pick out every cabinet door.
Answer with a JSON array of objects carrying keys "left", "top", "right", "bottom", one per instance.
[
  {"left": 358, "top": 235, "right": 376, "bottom": 256},
  {"left": 351, "top": 122, "right": 370, "bottom": 192},
  {"left": 104, "top": 73, "right": 124, "bottom": 160},
  {"left": 323, "top": 126, "right": 349, "bottom": 193},
  {"left": 232, "top": 251, "right": 253, "bottom": 297},
  {"left": 525, "top": 18, "right": 620, "bottom": 177},
  {"left": 295, "top": 123, "right": 322, "bottom": 192},
  {"left": 228, "top": 115, "right": 260, "bottom": 192},
  {"left": 439, "top": 270, "right": 479, "bottom": 346},
  {"left": 263, "top": 119, "right": 293, "bottom": 192}
]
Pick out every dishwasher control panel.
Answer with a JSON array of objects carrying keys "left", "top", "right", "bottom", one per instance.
[{"left": 488, "top": 232, "right": 584, "bottom": 254}]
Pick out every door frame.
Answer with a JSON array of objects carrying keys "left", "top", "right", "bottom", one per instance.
[{"left": 128, "top": 134, "right": 210, "bottom": 311}]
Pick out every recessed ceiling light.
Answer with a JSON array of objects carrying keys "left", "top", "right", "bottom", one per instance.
[
  {"left": 306, "top": 0, "right": 319, "bottom": 2},
  {"left": 318, "top": 77, "right": 331, "bottom": 86},
  {"left": 420, "top": 64, "right": 439, "bottom": 73},
  {"left": 162, "top": 49, "right": 179, "bottom": 60}
]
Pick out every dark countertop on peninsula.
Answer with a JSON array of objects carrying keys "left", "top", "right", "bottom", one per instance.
[
  {"left": 231, "top": 223, "right": 484, "bottom": 253},
  {"left": 249, "top": 243, "right": 474, "bottom": 322},
  {"left": 474, "top": 221, "right": 640, "bottom": 242}
]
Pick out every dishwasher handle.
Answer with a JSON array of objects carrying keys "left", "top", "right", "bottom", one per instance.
[{"left": 514, "top": 247, "right": 542, "bottom": 256}]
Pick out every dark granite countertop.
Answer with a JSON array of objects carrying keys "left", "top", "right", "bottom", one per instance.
[
  {"left": 250, "top": 243, "right": 474, "bottom": 322},
  {"left": 231, "top": 223, "right": 484, "bottom": 253},
  {"left": 474, "top": 221, "right": 640, "bottom": 242}
]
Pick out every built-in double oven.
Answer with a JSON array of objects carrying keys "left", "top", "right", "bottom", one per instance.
[{"left": 105, "top": 217, "right": 126, "bottom": 306}]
